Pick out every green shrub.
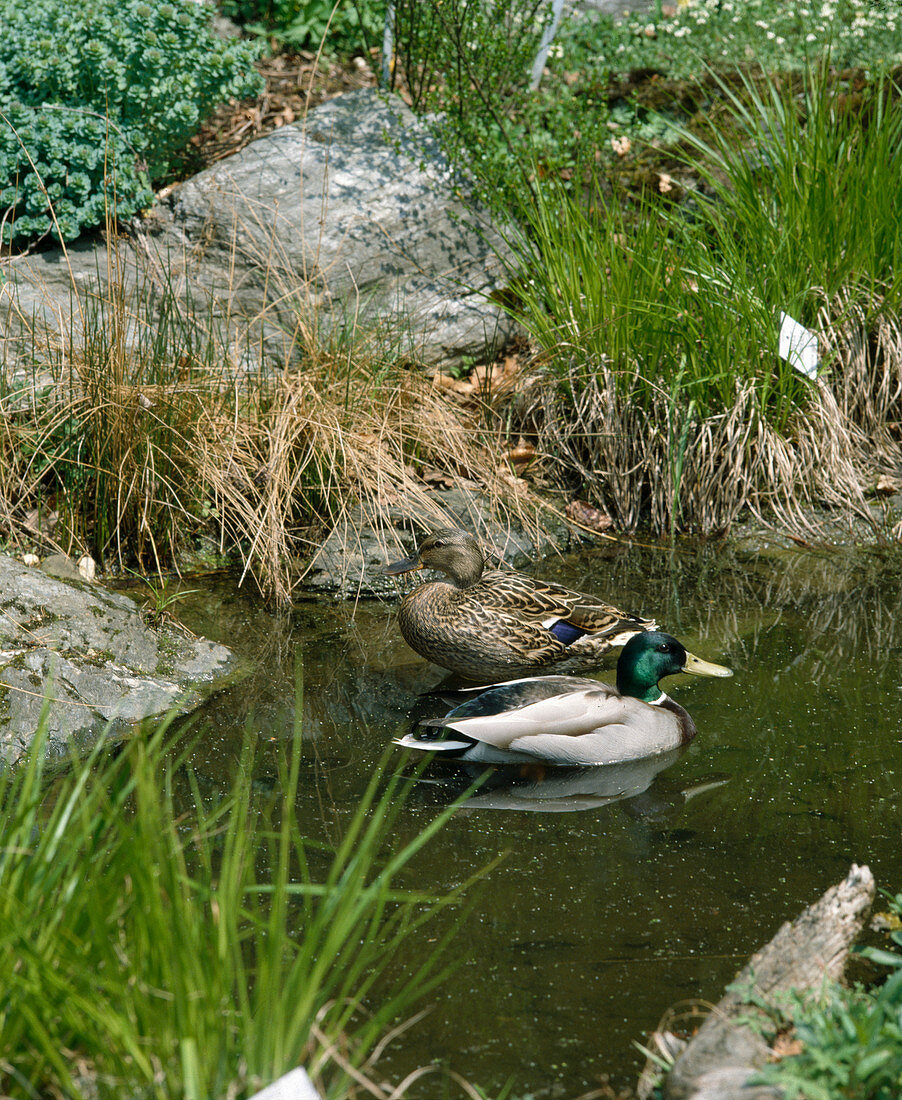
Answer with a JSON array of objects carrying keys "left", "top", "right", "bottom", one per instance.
[
  {"left": 0, "top": 105, "right": 152, "bottom": 244},
  {"left": 0, "top": 0, "right": 263, "bottom": 245},
  {"left": 220, "top": 0, "right": 384, "bottom": 54}
]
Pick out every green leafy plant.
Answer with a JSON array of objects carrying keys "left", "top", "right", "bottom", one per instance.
[
  {"left": 220, "top": 0, "right": 383, "bottom": 54},
  {"left": 756, "top": 889, "right": 902, "bottom": 1098},
  {"left": 0, "top": 707, "right": 476, "bottom": 1097},
  {"left": 0, "top": 0, "right": 263, "bottom": 244}
]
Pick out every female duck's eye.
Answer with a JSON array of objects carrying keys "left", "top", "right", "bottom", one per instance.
[{"left": 432, "top": 539, "right": 445, "bottom": 549}]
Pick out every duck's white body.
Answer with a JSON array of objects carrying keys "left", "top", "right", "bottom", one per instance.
[
  {"left": 394, "top": 633, "right": 733, "bottom": 767},
  {"left": 394, "top": 675, "right": 699, "bottom": 766}
]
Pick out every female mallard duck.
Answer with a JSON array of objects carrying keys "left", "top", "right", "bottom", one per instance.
[
  {"left": 383, "top": 527, "right": 655, "bottom": 682},
  {"left": 393, "top": 631, "right": 732, "bottom": 766}
]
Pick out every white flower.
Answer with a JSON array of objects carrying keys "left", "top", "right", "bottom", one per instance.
[{"left": 611, "top": 135, "right": 631, "bottom": 156}]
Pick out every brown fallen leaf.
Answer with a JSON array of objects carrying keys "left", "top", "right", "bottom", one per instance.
[
  {"left": 566, "top": 499, "right": 614, "bottom": 532},
  {"left": 504, "top": 438, "right": 536, "bottom": 470},
  {"left": 871, "top": 910, "right": 902, "bottom": 932},
  {"left": 24, "top": 507, "right": 60, "bottom": 536},
  {"left": 420, "top": 466, "right": 457, "bottom": 489},
  {"left": 770, "top": 1031, "right": 804, "bottom": 1060},
  {"left": 433, "top": 355, "right": 523, "bottom": 401},
  {"left": 432, "top": 371, "right": 475, "bottom": 397},
  {"left": 875, "top": 473, "right": 902, "bottom": 495}
]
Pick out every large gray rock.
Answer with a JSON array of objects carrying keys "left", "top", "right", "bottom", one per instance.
[
  {"left": 1, "top": 90, "right": 517, "bottom": 377},
  {"left": 0, "top": 554, "right": 236, "bottom": 765},
  {"left": 156, "top": 88, "right": 516, "bottom": 366}
]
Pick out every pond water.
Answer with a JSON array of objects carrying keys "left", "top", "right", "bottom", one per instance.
[{"left": 169, "top": 539, "right": 902, "bottom": 1098}]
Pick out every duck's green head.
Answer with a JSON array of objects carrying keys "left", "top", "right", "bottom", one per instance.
[{"left": 616, "top": 631, "right": 732, "bottom": 702}]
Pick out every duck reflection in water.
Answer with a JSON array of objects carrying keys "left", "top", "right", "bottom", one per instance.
[{"left": 403, "top": 746, "right": 729, "bottom": 818}]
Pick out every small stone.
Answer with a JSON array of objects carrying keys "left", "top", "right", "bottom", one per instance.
[{"left": 78, "top": 554, "right": 97, "bottom": 582}]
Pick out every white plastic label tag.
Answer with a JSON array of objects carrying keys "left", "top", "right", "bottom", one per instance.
[{"left": 778, "top": 312, "right": 819, "bottom": 379}]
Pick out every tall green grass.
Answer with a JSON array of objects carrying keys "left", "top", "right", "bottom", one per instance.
[
  {"left": 0, "top": 708, "right": 474, "bottom": 1098},
  {"left": 508, "top": 183, "right": 800, "bottom": 426},
  {"left": 669, "top": 64, "right": 902, "bottom": 318},
  {"left": 500, "top": 65, "right": 902, "bottom": 534}
]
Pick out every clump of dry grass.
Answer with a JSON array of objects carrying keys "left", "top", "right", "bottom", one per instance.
[
  {"left": 0, "top": 269, "right": 544, "bottom": 604},
  {"left": 816, "top": 291, "right": 902, "bottom": 456},
  {"left": 191, "top": 351, "right": 541, "bottom": 603},
  {"left": 513, "top": 294, "right": 900, "bottom": 541}
]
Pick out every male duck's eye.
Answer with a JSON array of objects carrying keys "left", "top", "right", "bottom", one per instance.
[{"left": 657, "top": 642, "right": 670, "bottom": 652}]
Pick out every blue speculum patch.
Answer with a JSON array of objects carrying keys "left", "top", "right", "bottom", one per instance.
[{"left": 548, "top": 620, "right": 587, "bottom": 645}]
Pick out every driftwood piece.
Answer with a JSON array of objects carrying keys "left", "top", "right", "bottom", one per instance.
[{"left": 662, "top": 863, "right": 876, "bottom": 1100}]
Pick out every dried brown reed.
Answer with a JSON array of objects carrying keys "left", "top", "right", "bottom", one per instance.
[
  {"left": 514, "top": 292, "right": 902, "bottom": 540},
  {"left": 191, "top": 355, "right": 544, "bottom": 603}
]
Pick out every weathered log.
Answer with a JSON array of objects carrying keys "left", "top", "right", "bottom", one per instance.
[{"left": 661, "top": 863, "right": 876, "bottom": 1100}]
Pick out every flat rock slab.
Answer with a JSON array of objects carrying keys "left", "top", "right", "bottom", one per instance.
[
  {"left": 302, "top": 487, "right": 570, "bottom": 595},
  {"left": 0, "top": 554, "right": 237, "bottom": 764}
]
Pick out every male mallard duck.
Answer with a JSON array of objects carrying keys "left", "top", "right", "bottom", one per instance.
[
  {"left": 382, "top": 528, "right": 655, "bottom": 682},
  {"left": 393, "top": 631, "right": 732, "bottom": 766}
]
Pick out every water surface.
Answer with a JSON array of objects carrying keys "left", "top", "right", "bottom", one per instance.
[{"left": 172, "top": 540, "right": 902, "bottom": 1098}]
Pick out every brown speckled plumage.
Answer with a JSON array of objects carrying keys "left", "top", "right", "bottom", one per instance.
[{"left": 383, "top": 528, "right": 655, "bottom": 681}]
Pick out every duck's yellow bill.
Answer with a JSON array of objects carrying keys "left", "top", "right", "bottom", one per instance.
[{"left": 682, "top": 651, "right": 733, "bottom": 678}]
